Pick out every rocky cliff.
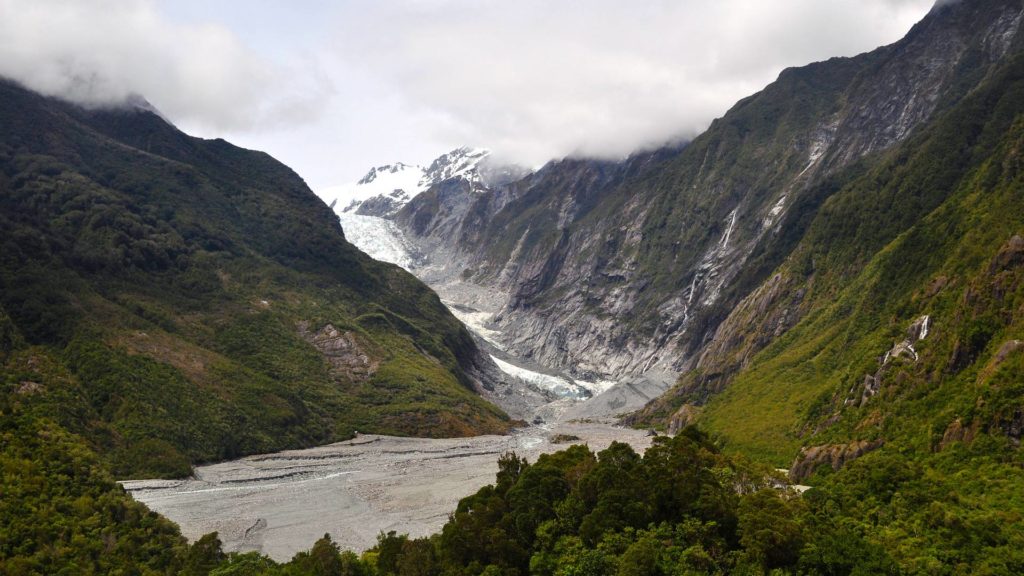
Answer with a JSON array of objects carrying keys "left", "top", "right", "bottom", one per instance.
[{"left": 396, "top": 0, "right": 1024, "bottom": 404}]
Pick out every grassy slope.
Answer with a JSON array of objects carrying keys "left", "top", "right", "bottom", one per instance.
[
  {"left": 0, "top": 80, "right": 509, "bottom": 479},
  {"left": 604, "top": 49, "right": 1024, "bottom": 575}
]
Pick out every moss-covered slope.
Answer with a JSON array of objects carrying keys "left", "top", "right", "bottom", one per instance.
[{"left": 0, "top": 79, "right": 510, "bottom": 479}]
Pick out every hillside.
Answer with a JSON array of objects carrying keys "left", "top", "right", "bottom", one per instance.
[
  {"left": 0, "top": 78, "right": 511, "bottom": 482},
  {"left": 630, "top": 1, "right": 1024, "bottom": 456},
  {"left": 374, "top": 1, "right": 1024, "bottom": 571},
  {"left": 395, "top": 0, "right": 1024, "bottom": 392},
  {"left": 664, "top": 28, "right": 1024, "bottom": 464},
  {"left": 4, "top": 1, "right": 1024, "bottom": 574},
  {"left": 391, "top": 0, "right": 1024, "bottom": 462}
]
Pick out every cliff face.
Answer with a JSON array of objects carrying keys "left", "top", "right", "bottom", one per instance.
[
  {"left": 397, "top": 0, "right": 1024, "bottom": 394},
  {"left": 652, "top": 26, "right": 1024, "bottom": 466}
]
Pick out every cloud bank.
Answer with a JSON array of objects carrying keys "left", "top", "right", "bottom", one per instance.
[
  {"left": 0, "top": 0, "right": 936, "bottom": 183},
  {"left": 333, "top": 0, "right": 934, "bottom": 166},
  {"left": 0, "top": 0, "right": 328, "bottom": 132}
]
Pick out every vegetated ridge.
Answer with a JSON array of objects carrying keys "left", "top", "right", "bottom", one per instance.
[
  {"left": 0, "top": 78, "right": 512, "bottom": 484},
  {"left": 4, "top": 0, "right": 1024, "bottom": 574}
]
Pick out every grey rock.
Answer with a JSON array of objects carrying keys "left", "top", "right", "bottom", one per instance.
[
  {"left": 789, "top": 439, "right": 884, "bottom": 482},
  {"left": 391, "top": 1, "right": 1023, "bottom": 426}
]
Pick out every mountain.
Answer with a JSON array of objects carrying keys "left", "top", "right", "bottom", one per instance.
[
  {"left": 0, "top": 79, "right": 513, "bottom": 483},
  {"left": 5, "top": 1, "right": 1024, "bottom": 573},
  {"left": 395, "top": 0, "right": 1024, "bottom": 405},
  {"left": 651, "top": 5, "right": 1024, "bottom": 459},
  {"left": 325, "top": 160, "right": 429, "bottom": 217},
  {"left": 319, "top": 147, "right": 521, "bottom": 219},
  {"left": 368, "top": 1, "right": 1024, "bottom": 568}
]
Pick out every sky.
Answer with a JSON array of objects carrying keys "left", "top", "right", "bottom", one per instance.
[{"left": 0, "top": 0, "right": 937, "bottom": 195}]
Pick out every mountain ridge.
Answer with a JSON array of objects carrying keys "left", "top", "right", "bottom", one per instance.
[
  {"left": 0, "top": 77, "right": 513, "bottom": 480},
  {"left": 393, "top": 0, "right": 1024, "bottom": 400},
  {"left": 319, "top": 147, "right": 519, "bottom": 219}
]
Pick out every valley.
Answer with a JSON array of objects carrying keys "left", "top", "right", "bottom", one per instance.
[
  {"left": 4, "top": 0, "right": 1024, "bottom": 573},
  {"left": 338, "top": 192, "right": 675, "bottom": 426},
  {"left": 123, "top": 208, "right": 662, "bottom": 562}
]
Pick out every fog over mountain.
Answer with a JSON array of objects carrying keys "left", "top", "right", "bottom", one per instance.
[
  {"left": 0, "top": 0, "right": 934, "bottom": 188},
  {"left": 0, "top": 0, "right": 330, "bottom": 132},
  {"left": 335, "top": 0, "right": 941, "bottom": 167}
]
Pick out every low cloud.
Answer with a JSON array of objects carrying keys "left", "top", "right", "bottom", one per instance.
[
  {"left": 0, "top": 0, "right": 328, "bottom": 132},
  {"left": 333, "top": 0, "right": 934, "bottom": 166},
  {"left": 0, "top": 0, "right": 937, "bottom": 181}
]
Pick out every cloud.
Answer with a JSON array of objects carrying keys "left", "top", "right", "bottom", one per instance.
[
  {"left": 0, "top": 0, "right": 938, "bottom": 184},
  {"left": 332, "top": 0, "right": 934, "bottom": 167},
  {"left": 0, "top": 0, "right": 329, "bottom": 132}
]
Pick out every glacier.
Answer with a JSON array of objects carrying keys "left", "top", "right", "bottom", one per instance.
[
  {"left": 338, "top": 212, "right": 418, "bottom": 269},
  {"left": 326, "top": 147, "right": 621, "bottom": 406},
  {"left": 320, "top": 147, "right": 490, "bottom": 217}
]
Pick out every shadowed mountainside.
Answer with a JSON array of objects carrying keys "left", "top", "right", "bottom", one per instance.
[{"left": 0, "top": 79, "right": 511, "bottom": 480}]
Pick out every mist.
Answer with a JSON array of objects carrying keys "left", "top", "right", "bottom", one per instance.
[
  {"left": 332, "top": 0, "right": 935, "bottom": 167},
  {"left": 0, "top": 0, "right": 328, "bottom": 133},
  {"left": 0, "top": 0, "right": 935, "bottom": 184}
]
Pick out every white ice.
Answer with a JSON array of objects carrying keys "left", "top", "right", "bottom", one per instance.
[
  {"left": 321, "top": 163, "right": 428, "bottom": 214},
  {"left": 573, "top": 378, "right": 618, "bottom": 396},
  {"left": 490, "top": 355, "right": 586, "bottom": 398},
  {"left": 338, "top": 213, "right": 417, "bottom": 269},
  {"left": 442, "top": 301, "right": 505, "bottom": 350}
]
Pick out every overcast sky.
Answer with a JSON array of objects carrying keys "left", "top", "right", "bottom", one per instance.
[{"left": 0, "top": 0, "right": 937, "bottom": 195}]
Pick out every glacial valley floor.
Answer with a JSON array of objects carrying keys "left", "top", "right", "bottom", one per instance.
[{"left": 123, "top": 421, "right": 653, "bottom": 561}]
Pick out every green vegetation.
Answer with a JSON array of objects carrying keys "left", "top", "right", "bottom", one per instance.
[
  {"left": 0, "top": 385, "right": 191, "bottom": 575},
  {"left": 587, "top": 9, "right": 1024, "bottom": 575},
  {"left": 0, "top": 78, "right": 510, "bottom": 482},
  {"left": 4, "top": 2, "right": 1024, "bottom": 573},
  {"left": 621, "top": 25, "right": 1024, "bottom": 576},
  {"left": 696, "top": 51, "right": 1024, "bottom": 458},
  {"left": 4, "top": 396, "right": 1022, "bottom": 574},
  {"left": 193, "top": 430, "right": 909, "bottom": 575}
]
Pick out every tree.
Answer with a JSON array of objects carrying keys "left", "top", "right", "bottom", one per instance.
[
  {"left": 181, "top": 532, "right": 226, "bottom": 575},
  {"left": 396, "top": 538, "right": 438, "bottom": 576},
  {"left": 737, "top": 490, "right": 805, "bottom": 571},
  {"left": 376, "top": 530, "right": 408, "bottom": 575}
]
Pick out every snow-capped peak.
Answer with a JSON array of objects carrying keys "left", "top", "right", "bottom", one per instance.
[
  {"left": 357, "top": 162, "right": 418, "bottom": 186},
  {"left": 319, "top": 147, "right": 495, "bottom": 219},
  {"left": 422, "top": 147, "right": 489, "bottom": 187}
]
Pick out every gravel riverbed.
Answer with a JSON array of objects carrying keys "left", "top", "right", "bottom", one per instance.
[{"left": 122, "top": 421, "right": 652, "bottom": 561}]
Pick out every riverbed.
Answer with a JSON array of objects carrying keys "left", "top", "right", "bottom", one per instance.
[{"left": 122, "top": 422, "right": 652, "bottom": 561}]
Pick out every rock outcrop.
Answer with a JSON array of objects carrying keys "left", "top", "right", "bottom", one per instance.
[
  {"left": 789, "top": 440, "right": 884, "bottom": 482},
  {"left": 298, "top": 322, "right": 379, "bottom": 381},
  {"left": 666, "top": 404, "right": 701, "bottom": 435},
  {"left": 940, "top": 418, "right": 979, "bottom": 450}
]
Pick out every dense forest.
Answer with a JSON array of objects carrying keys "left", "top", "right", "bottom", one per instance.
[{"left": 9, "top": 425, "right": 1018, "bottom": 575}]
